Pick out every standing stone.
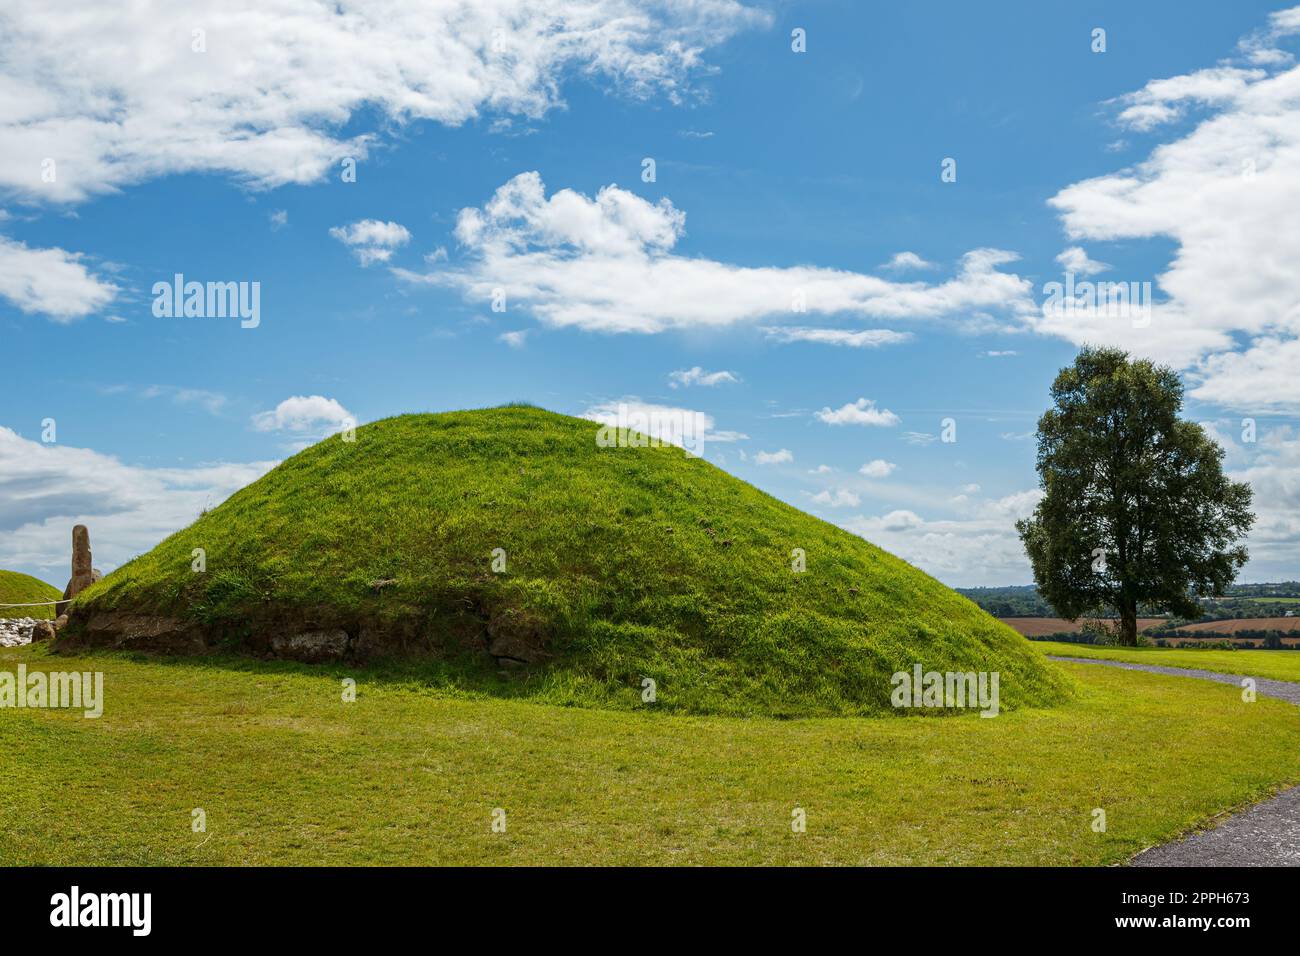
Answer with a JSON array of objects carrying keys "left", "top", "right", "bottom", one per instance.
[{"left": 55, "top": 524, "right": 103, "bottom": 617}]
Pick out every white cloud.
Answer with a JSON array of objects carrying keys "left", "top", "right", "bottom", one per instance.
[
  {"left": 859, "top": 459, "right": 897, "bottom": 478},
  {"left": 754, "top": 448, "right": 793, "bottom": 465},
  {"left": 1054, "top": 246, "right": 1109, "bottom": 276},
  {"left": 269, "top": 209, "right": 288, "bottom": 230},
  {"left": 815, "top": 397, "right": 900, "bottom": 427},
  {"left": 0, "top": 426, "right": 276, "bottom": 580},
  {"left": 579, "top": 399, "right": 746, "bottom": 448},
  {"left": 396, "top": 172, "right": 1037, "bottom": 334},
  {"left": 762, "top": 327, "right": 912, "bottom": 348},
  {"left": 808, "top": 464, "right": 832, "bottom": 474},
  {"left": 981, "top": 350, "right": 1018, "bottom": 357},
  {"left": 0, "top": 1, "right": 769, "bottom": 204},
  {"left": 882, "top": 251, "right": 934, "bottom": 271},
  {"left": 497, "top": 330, "right": 529, "bottom": 349},
  {"left": 810, "top": 487, "right": 859, "bottom": 507},
  {"left": 1189, "top": 337, "right": 1300, "bottom": 412},
  {"left": 251, "top": 395, "right": 354, "bottom": 437},
  {"left": 1114, "top": 67, "right": 1266, "bottom": 130},
  {"left": 1194, "top": 422, "right": 1300, "bottom": 581},
  {"left": 841, "top": 490, "right": 1043, "bottom": 586},
  {"left": 0, "top": 235, "right": 117, "bottom": 321},
  {"left": 902, "top": 431, "right": 937, "bottom": 446},
  {"left": 111, "top": 384, "right": 228, "bottom": 416},
  {"left": 329, "top": 219, "right": 411, "bottom": 266},
  {"left": 668, "top": 366, "right": 738, "bottom": 388},
  {"left": 1038, "top": 10, "right": 1300, "bottom": 408}
]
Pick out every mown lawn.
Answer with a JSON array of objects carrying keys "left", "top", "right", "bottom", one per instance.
[
  {"left": 1035, "top": 640, "right": 1300, "bottom": 683},
  {"left": 3, "top": 645, "right": 1300, "bottom": 866}
]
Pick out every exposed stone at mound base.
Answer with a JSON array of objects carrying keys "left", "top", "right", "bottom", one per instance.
[
  {"left": 57, "top": 612, "right": 207, "bottom": 654},
  {"left": 486, "top": 611, "right": 549, "bottom": 664},
  {"left": 270, "top": 629, "right": 349, "bottom": 663},
  {"left": 29, "top": 620, "right": 56, "bottom": 642},
  {"left": 0, "top": 617, "right": 38, "bottom": 647},
  {"left": 59, "top": 605, "right": 528, "bottom": 667},
  {"left": 55, "top": 525, "right": 103, "bottom": 617}
]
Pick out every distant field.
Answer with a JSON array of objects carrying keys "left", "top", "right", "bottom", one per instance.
[
  {"left": 1174, "top": 617, "right": 1300, "bottom": 634},
  {"left": 1239, "top": 596, "right": 1300, "bottom": 604},
  {"left": 1004, "top": 617, "right": 1165, "bottom": 637}
]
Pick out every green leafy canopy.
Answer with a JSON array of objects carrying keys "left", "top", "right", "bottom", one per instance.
[{"left": 1017, "top": 347, "right": 1254, "bottom": 643}]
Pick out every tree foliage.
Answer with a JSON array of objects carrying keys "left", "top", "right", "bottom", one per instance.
[{"left": 1017, "top": 348, "right": 1254, "bottom": 645}]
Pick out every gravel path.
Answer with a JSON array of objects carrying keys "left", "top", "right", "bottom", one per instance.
[
  {"left": 1049, "top": 654, "right": 1300, "bottom": 866},
  {"left": 1048, "top": 655, "right": 1300, "bottom": 706}
]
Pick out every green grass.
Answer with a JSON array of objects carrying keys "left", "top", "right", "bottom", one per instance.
[
  {"left": 1035, "top": 640, "right": 1300, "bottom": 683},
  {"left": 2, "top": 645, "right": 1298, "bottom": 865},
  {"left": 68, "top": 406, "right": 1070, "bottom": 717},
  {"left": 0, "top": 570, "right": 60, "bottom": 620}
]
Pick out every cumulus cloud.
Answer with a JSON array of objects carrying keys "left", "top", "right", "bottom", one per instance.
[
  {"left": 753, "top": 448, "right": 793, "bottom": 465},
  {"left": 0, "top": 426, "right": 275, "bottom": 580},
  {"left": 1038, "top": 8, "right": 1300, "bottom": 409},
  {"left": 0, "top": 0, "right": 769, "bottom": 204},
  {"left": 329, "top": 219, "right": 411, "bottom": 266},
  {"left": 841, "top": 490, "right": 1044, "bottom": 586},
  {"left": 810, "top": 487, "right": 859, "bottom": 507},
  {"left": 579, "top": 399, "right": 746, "bottom": 448},
  {"left": 103, "top": 384, "right": 228, "bottom": 416},
  {"left": 859, "top": 459, "right": 897, "bottom": 478},
  {"left": 396, "top": 172, "right": 1037, "bottom": 334},
  {"left": 0, "top": 236, "right": 118, "bottom": 320},
  {"left": 1227, "top": 428, "right": 1300, "bottom": 579},
  {"left": 761, "top": 327, "right": 912, "bottom": 348},
  {"left": 251, "top": 395, "right": 354, "bottom": 438},
  {"left": 882, "top": 251, "right": 934, "bottom": 271},
  {"left": 815, "top": 398, "right": 901, "bottom": 427},
  {"left": 1113, "top": 66, "right": 1266, "bottom": 130},
  {"left": 497, "top": 330, "right": 528, "bottom": 348},
  {"left": 668, "top": 366, "right": 739, "bottom": 388},
  {"left": 1054, "top": 246, "right": 1109, "bottom": 276},
  {"left": 1189, "top": 337, "right": 1300, "bottom": 412}
]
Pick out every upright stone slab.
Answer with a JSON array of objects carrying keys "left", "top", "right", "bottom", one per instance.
[{"left": 55, "top": 524, "right": 103, "bottom": 617}]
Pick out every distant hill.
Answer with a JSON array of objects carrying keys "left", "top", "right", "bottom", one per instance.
[
  {"left": 61, "top": 406, "right": 1070, "bottom": 717},
  {"left": 955, "top": 585, "right": 1053, "bottom": 618},
  {"left": 0, "top": 570, "right": 60, "bottom": 620},
  {"left": 960, "top": 582, "right": 1300, "bottom": 622}
]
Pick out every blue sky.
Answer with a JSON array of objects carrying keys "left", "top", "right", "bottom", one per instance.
[{"left": 3, "top": 0, "right": 1299, "bottom": 587}]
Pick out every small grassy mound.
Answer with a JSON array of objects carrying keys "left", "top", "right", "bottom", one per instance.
[
  {"left": 0, "top": 569, "right": 60, "bottom": 620},
  {"left": 71, "top": 406, "right": 1071, "bottom": 716}
]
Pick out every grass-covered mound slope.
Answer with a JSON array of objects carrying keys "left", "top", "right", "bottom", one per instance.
[
  {"left": 66, "top": 406, "right": 1071, "bottom": 716},
  {"left": 0, "top": 570, "right": 60, "bottom": 620}
]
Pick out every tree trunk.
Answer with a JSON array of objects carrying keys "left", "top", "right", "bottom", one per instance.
[{"left": 1119, "top": 601, "right": 1138, "bottom": 647}]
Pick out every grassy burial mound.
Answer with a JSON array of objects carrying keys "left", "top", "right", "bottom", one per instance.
[
  {"left": 0, "top": 570, "right": 61, "bottom": 620},
  {"left": 61, "top": 406, "right": 1070, "bottom": 716}
]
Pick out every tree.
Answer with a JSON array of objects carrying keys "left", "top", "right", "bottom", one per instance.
[{"left": 1016, "top": 347, "right": 1254, "bottom": 646}]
